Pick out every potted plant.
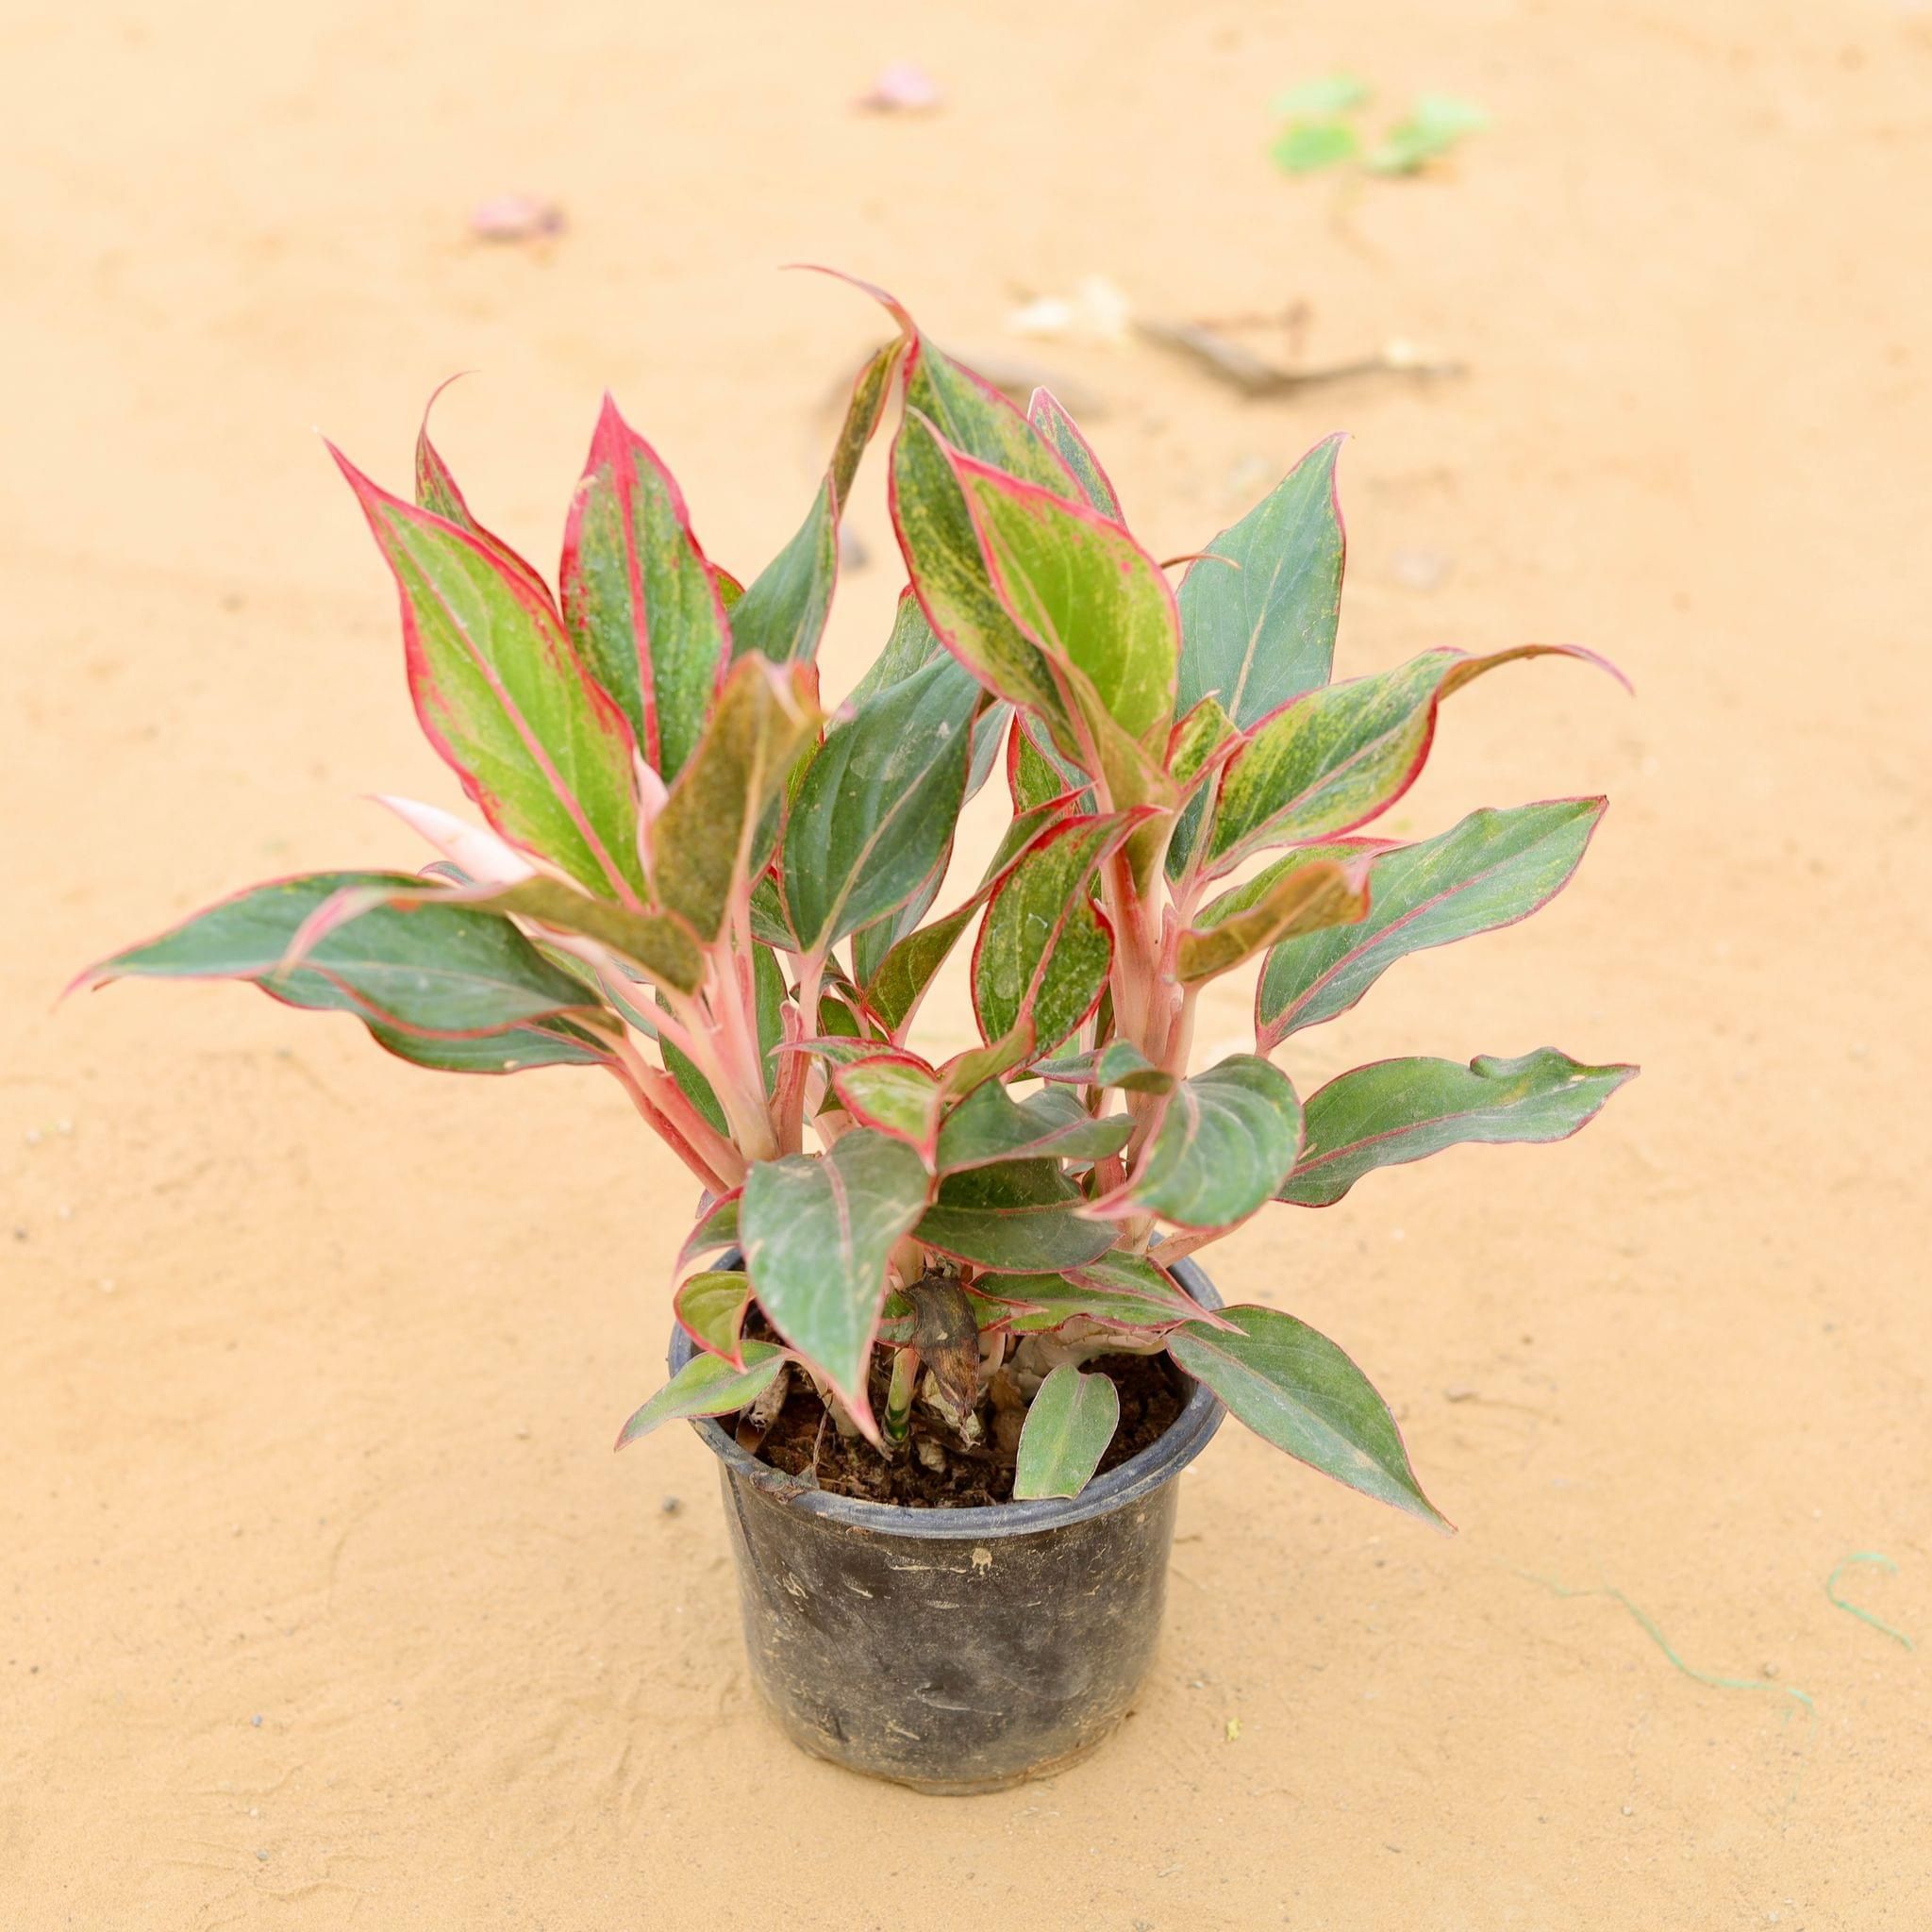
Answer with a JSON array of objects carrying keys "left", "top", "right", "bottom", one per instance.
[{"left": 75, "top": 273, "right": 1635, "bottom": 1793}]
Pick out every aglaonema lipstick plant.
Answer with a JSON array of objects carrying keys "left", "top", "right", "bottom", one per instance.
[{"left": 77, "top": 271, "right": 1635, "bottom": 1524}]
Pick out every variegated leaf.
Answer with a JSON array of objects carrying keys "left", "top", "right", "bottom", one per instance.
[
  {"left": 740, "top": 1129, "right": 932, "bottom": 1429},
  {"left": 1278, "top": 1048, "right": 1638, "bottom": 1207},
  {"left": 333, "top": 449, "right": 647, "bottom": 903},
  {"left": 1013, "top": 1366, "right": 1120, "bottom": 1500},
  {"left": 1201, "top": 644, "right": 1623, "bottom": 878},
  {"left": 1257, "top": 800, "right": 1604, "bottom": 1044},
  {"left": 1169, "top": 1307, "right": 1448, "bottom": 1527},
  {"left": 560, "top": 394, "right": 731, "bottom": 780},
  {"left": 651, "top": 656, "right": 821, "bottom": 942},
  {"left": 1176, "top": 434, "right": 1345, "bottom": 729},
  {"left": 1096, "top": 1054, "right": 1301, "bottom": 1232}
]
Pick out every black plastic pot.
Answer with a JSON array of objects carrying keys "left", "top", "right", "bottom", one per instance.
[{"left": 671, "top": 1257, "right": 1225, "bottom": 1794}]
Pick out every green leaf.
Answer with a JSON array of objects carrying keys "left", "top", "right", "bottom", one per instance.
[
  {"left": 560, "top": 396, "right": 731, "bottom": 780},
  {"left": 831, "top": 1051, "right": 945, "bottom": 1163},
  {"left": 849, "top": 587, "right": 947, "bottom": 707},
  {"left": 1029, "top": 1038, "right": 1174, "bottom": 1094},
  {"left": 973, "top": 812, "right": 1142, "bottom": 1053},
  {"left": 1162, "top": 696, "right": 1240, "bottom": 884},
  {"left": 1280, "top": 1049, "right": 1638, "bottom": 1207},
  {"left": 615, "top": 1341, "right": 785, "bottom": 1447},
  {"left": 904, "top": 334, "right": 1075, "bottom": 491},
  {"left": 1176, "top": 434, "right": 1344, "bottom": 732},
  {"left": 1178, "top": 855, "right": 1370, "bottom": 985},
  {"left": 1271, "top": 72, "right": 1372, "bottom": 117},
  {"left": 76, "top": 872, "right": 606, "bottom": 1040},
  {"left": 1270, "top": 119, "right": 1360, "bottom": 174},
  {"left": 1169, "top": 1307, "right": 1447, "bottom": 1527},
  {"left": 915, "top": 1157, "right": 1117, "bottom": 1274},
  {"left": 781, "top": 655, "right": 980, "bottom": 953},
  {"left": 369, "top": 1014, "right": 613, "bottom": 1076},
  {"left": 1013, "top": 1366, "right": 1120, "bottom": 1500},
  {"left": 1105, "top": 1055, "right": 1302, "bottom": 1232},
  {"left": 730, "top": 340, "right": 900, "bottom": 664},
  {"left": 460, "top": 874, "right": 705, "bottom": 993},
  {"left": 673, "top": 1269, "right": 754, "bottom": 1364},
  {"left": 1026, "top": 389, "right": 1123, "bottom": 520},
  {"left": 857, "top": 797, "right": 1074, "bottom": 1039},
  {"left": 934, "top": 1080, "right": 1132, "bottom": 1174},
  {"left": 981, "top": 1251, "right": 1221, "bottom": 1335},
  {"left": 651, "top": 656, "right": 821, "bottom": 942},
  {"left": 333, "top": 451, "right": 647, "bottom": 902},
  {"left": 1204, "top": 644, "right": 1620, "bottom": 876},
  {"left": 740, "top": 1130, "right": 932, "bottom": 1423},
  {"left": 859, "top": 901, "right": 977, "bottom": 1040},
  {"left": 936, "top": 1022, "right": 1039, "bottom": 1102},
  {"left": 950, "top": 442, "right": 1179, "bottom": 809},
  {"left": 891, "top": 409, "right": 1079, "bottom": 744},
  {"left": 1366, "top": 95, "right": 1488, "bottom": 176},
  {"left": 1257, "top": 801, "right": 1604, "bottom": 1045},
  {"left": 677, "top": 1189, "right": 741, "bottom": 1272},
  {"left": 1008, "top": 716, "right": 1081, "bottom": 813}
]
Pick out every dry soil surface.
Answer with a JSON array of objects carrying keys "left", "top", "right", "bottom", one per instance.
[{"left": 5, "top": 3, "right": 1930, "bottom": 1926}]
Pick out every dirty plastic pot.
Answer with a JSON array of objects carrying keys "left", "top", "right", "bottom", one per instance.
[{"left": 672, "top": 1257, "right": 1225, "bottom": 1794}]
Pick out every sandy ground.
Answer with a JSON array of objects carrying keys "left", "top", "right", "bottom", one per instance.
[{"left": 5, "top": 1, "right": 1930, "bottom": 1925}]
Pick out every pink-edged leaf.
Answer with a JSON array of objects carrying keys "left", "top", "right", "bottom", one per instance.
[
  {"left": 976, "top": 1250, "right": 1227, "bottom": 1335},
  {"left": 829, "top": 1049, "right": 946, "bottom": 1166},
  {"left": 649, "top": 655, "right": 822, "bottom": 942},
  {"left": 1257, "top": 801, "right": 1604, "bottom": 1046},
  {"left": 1176, "top": 433, "right": 1347, "bottom": 731},
  {"left": 411, "top": 377, "right": 558, "bottom": 607},
  {"left": 1277, "top": 1048, "right": 1638, "bottom": 1207},
  {"left": 856, "top": 793, "right": 1075, "bottom": 1040},
  {"left": 1202, "top": 644, "right": 1626, "bottom": 879},
  {"left": 674, "top": 1269, "right": 754, "bottom": 1368},
  {"left": 1177, "top": 852, "right": 1372, "bottom": 985},
  {"left": 914, "top": 1154, "right": 1116, "bottom": 1274},
  {"left": 937, "top": 1019, "right": 1038, "bottom": 1101},
  {"left": 1029, "top": 1038, "right": 1174, "bottom": 1095},
  {"left": 332, "top": 447, "right": 647, "bottom": 904},
  {"left": 677, "top": 1189, "right": 741, "bottom": 1274},
  {"left": 1168, "top": 1307, "right": 1450, "bottom": 1529},
  {"left": 1092, "top": 1054, "right": 1302, "bottom": 1233},
  {"left": 971, "top": 810, "right": 1148, "bottom": 1052},
  {"left": 297, "top": 870, "right": 705, "bottom": 995},
  {"left": 560, "top": 394, "right": 731, "bottom": 781},
  {"left": 948, "top": 440, "right": 1176, "bottom": 751},
  {"left": 933, "top": 1080, "right": 1131, "bottom": 1174},
  {"left": 615, "top": 1341, "right": 786, "bottom": 1447},
  {"left": 74, "top": 872, "right": 609, "bottom": 1042},
  {"left": 1026, "top": 387, "right": 1124, "bottom": 521},
  {"left": 739, "top": 1129, "right": 934, "bottom": 1437},
  {"left": 728, "top": 340, "right": 901, "bottom": 666}
]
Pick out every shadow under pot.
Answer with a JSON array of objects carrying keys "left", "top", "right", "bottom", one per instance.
[{"left": 671, "top": 1255, "right": 1226, "bottom": 1795}]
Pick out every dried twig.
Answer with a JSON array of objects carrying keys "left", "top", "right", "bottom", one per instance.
[{"left": 1135, "top": 318, "right": 1463, "bottom": 398}]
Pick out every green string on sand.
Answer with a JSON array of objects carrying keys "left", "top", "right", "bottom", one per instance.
[
  {"left": 1824, "top": 1553, "right": 1913, "bottom": 1651},
  {"left": 1515, "top": 1570, "right": 1816, "bottom": 1719}
]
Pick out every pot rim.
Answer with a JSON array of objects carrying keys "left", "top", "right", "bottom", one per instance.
[{"left": 671, "top": 1256, "right": 1226, "bottom": 1541}]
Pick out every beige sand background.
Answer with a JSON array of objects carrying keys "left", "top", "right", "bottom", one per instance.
[{"left": 6, "top": 2, "right": 1930, "bottom": 1925}]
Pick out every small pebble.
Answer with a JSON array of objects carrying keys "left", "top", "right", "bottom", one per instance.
[
  {"left": 469, "top": 192, "right": 565, "bottom": 242},
  {"left": 256, "top": 1849, "right": 270, "bottom": 1862},
  {"left": 1622, "top": 1803, "right": 1634, "bottom": 1815},
  {"left": 57, "top": 1119, "right": 73, "bottom": 1136},
  {"left": 659, "top": 1496, "right": 682, "bottom": 1516},
  {"left": 251, "top": 1714, "right": 263, "bottom": 1727}
]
